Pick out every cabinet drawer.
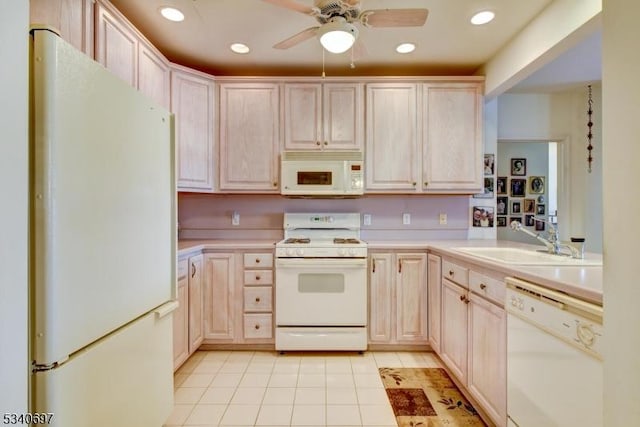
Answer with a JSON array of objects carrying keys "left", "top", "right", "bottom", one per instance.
[
  {"left": 442, "top": 260, "right": 469, "bottom": 287},
  {"left": 243, "top": 314, "right": 273, "bottom": 339},
  {"left": 244, "top": 253, "right": 273, "bottom": 268},
  {"left": 177, "top": 259, "right": 188, "bottom": 280},
  {"left": 469, "top": 271, "right": 505, "bottom": 306},
  {"left": 244, "top": 287, "right": 273, "bottom": 312},
  {"left": 244, "top": 270, "right": 273, "bottom": 285}
]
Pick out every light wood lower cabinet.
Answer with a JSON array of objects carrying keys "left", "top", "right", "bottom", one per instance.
[
  {"left": 187, "top": 254, "right": 204, "bottom": 353},
  {"left": 368, "top": 252, "right": 427, "bottom": 345},
  {"left": 202, "top": 250, "right": 274, "bottom": 345},
  {"left": 435, "top": 255, "right": 507, "bottom": 427},
  {"left": 427, "top": 253, "right": 442, "bottom": 353},
  {"left": 174, "top": 254, "right": 204, "bottom": 371}
]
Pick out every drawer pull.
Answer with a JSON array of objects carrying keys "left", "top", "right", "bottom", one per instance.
[
  {"left": 480, "top": 283, "right": 487, "bottom": 290},
  {"left": 255, "top": 275, "right": 261, "bottom": 280},
  {"left": 255, "top": 258, "right": 261, "bottom": 264},
  {"left": 254, "top": 324, "right": 260, "bottom": 330},
  {"left": 460, "top": 295, "right": 470, "bottom": 304},
  {"left": 191, "top": 262, "right": 196, "bottom": 278},
  {"left": 449, "top": 270, "right": 454, "bottom": 276},
  {"left": 255, "top": 297, "right": 261, "bottom": 303}
]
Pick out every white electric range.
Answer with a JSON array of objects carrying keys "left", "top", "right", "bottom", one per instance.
[{"left": 275, "top": 213, "right": 368, "bottom": 351}]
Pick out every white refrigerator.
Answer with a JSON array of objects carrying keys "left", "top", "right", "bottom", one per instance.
[{"left": 30, "top": 29, "right": 176, "bottom": 427}]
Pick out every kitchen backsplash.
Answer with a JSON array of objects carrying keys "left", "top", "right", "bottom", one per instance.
[{"left": 178, "top": 193, "right": 470, "bottom": 241}]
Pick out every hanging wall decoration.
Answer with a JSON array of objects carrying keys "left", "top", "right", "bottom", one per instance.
[{"left": 587, "top": 85, "right": 594, "bottom": 173}]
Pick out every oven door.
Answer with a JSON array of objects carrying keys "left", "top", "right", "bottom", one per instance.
[{"left": 275, "top": 257, "right": 367, "bottom": 326}]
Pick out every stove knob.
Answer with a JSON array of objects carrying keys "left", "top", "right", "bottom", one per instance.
[
  {"left": 348, "top": 248, "right": 356, "bottom": 256},
  {"left": 337, "top": 248, "right": 346, "bottom": 256},
  {"left": 285, "top": 248, "right": 294, "bottom": 256},
  {"left": 296, "top": 248, "right": 304, "bottom": 256}
]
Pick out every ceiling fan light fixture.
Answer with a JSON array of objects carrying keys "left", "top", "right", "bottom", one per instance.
[
  {"left": 470, "top": 10, "right": 495, "bottom": 25},
  {"left": 396, "top": 43, "right": 416, "bottom": 54},
  {"left": 318, "top": 17, "right": 358, "bottom": 54},
  {"left": 159, "top": 7, "right": 184, "bottom": 22},
  {"left": 230, "top": 43, "right": 250, "bottom": 54}
]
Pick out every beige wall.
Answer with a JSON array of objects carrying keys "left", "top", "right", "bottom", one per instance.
[
  {"left": 497, "top": 87, "right": 603, "bottom": 252},
  {"left": 0, "top": 1, "right": 30, "bottom": 415},
  {"left": 602, "top": 0, "right": 640, "bottom": 424}
]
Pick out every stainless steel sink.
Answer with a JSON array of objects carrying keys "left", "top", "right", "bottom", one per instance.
[{"left": 453, "top": 247, "right": 603, "bottom": 266}]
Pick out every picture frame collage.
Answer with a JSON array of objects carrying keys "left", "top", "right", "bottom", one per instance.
[
  {"left": 472, "top": 154, "right": 496, "bottom": 227},
  {"left": 496, "top": 158, "right": 547, "bottom": 230}
]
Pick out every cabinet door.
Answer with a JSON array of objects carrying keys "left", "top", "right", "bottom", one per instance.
[
  {"left": 422, "top": 83, "right": 483, "bottom": 192},
  {"left": 440, "top": 278, "right": 468, "bottom": 382},
  {"left": 396, "top": 253, "right": 428, "bottom": 342},
  {"left": 368, "top": 253, "right": 393, "bottom": 343},
  {"left": 95, "top": 2, "right": 138, "bottom": 87},
  {"left": 171, "top": 67, "right": 215, "bottom": 191},
  {"left": 365, "top": 83, "right": 420, "bottom": 191},
  {"left": 188, "top": 254, "right": 204, "bottom": 353},
  {"left": 30, "top": 0, "right": 94, "bottom": 56},
  {"left": 219, "top": 83, "right": 280, "bottom": 191},
  {"left": 172, "top": 275, "right": 189, "bottom": 370},
  {"left": 468, "top": 293, "right": 507, "bottom": 426},
  {"left": 284, "top": 83, "right": 322, "bottom": 150},
  {"left": 138, "top": 43, "right": 170, "bottom": 110},
  {"left": 203, "top": 253, "right": 235, "bottom": 341},
  {"left": 427, "top": 253, "right": 442, "bottom": 353},
  {"left": 323, "top": 83, "right": 363, "bottom": 150}
]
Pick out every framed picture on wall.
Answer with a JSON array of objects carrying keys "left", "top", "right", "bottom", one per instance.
[
  {"left": 536, "top": 204, "right": 546, "bottom": 215},
  {"left": 472, "top": 206, "right": 494, "bottom": 227},
  {"left": 523, "top": 198, "right": 535, "bottom": 213},
  {"left": 525, "top": 214, "right": 535, "bottom": 227},
  {"left": 510, "top": 178, "right": 526, "bottom": 197},
  {"left": 496, "top": 177, "right": 507, "bottom": 194},
  {"left": 473, "top": 177, "right": 495, "bottom": 198},
  {"left": 529, "top": 176, "right": 545, "bottom": 194},
  {"left": 484, "top": 154, "right": 495, "bottom": 176},
  {"left": 511, "top": 158, "right": 527, "bottom": 176},
  {"left": 497, "top": 216, "right": 507, "bottom": 227},
  {"left": 535, "top": 220, "right": 546, "bottom": 231},
  {"left": 510, "top": 200, "right": 522, "bottom": 214},
  {"left": 497, "top": 196, "right": 508, "bottom": 215},
  {"left": 510, "top": 216, "right": 522, "bottom": 226}
]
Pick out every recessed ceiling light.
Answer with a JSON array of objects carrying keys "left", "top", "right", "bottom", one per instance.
[
  {"left": 230, "top": 43, "right": 250, "bottom": 54},
  {"left": 396, "top": 43, "right": 416, "bottom": 54},
  {"left": 470, "top": 10, "right": 495, "bottom": 25},
  {"left": 159, "top": 7, "right": 184, "bottom": 22}
]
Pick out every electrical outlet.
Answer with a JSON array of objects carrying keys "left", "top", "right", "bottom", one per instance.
[
  {"left": 439, "top": 213, "right": 448, "bottom": 225},
  {"left": 363, "top": 214, "right": 372, "bottom": 226},
  {"left": 232, "top": 211, "right": 240, "bottom": 226},
  {"left": 402, "top": 213, "right": 411, "bottom": 225}
]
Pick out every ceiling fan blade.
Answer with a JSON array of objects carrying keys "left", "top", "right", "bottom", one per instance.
[
  {"left": 361, "top": 8, "right": 429, "bottom": 27},
  {"left": 273, "top": 26, "right": 319, "bottom": 49},
  {"left": 343, "top": 0, "right": 361, "bottom": 6},
  {"left": 262, "top": 0, "right": 316, "bottom": 15}
]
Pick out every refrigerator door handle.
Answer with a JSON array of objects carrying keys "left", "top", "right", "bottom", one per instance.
[{"left": 154, "top": 301, "right": 179, "bottom": 319}]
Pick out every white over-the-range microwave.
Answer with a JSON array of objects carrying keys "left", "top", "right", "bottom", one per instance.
[{"left": 280, "top": 150, "right": 364, "bottom": 196}]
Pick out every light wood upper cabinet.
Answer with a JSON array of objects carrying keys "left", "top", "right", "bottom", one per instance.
[
  {"left": 427, "top": 253, "right": 442, "bottom": 353},
  {"left": 422, "top": 83, "right": 483, "bottom": 192},
  {"left": 30, "top": 0, "right": 94, "bottom": 57},
  {"left": 95, "top": 1, "right": 137, "bottom": 87},
  {"left": 368, "top": 253, "right": 393, "bottom": 343},
  {"left": 188, "top": 254, "right": 204, "bottom": 354},
  {"left": 171, "top": 66, "right": 215, "bottom": 192},
  {"left": 284, "top": 83, "right": 363, "bottom": 150},
  {"left": 138, "top": 43, "right": 170, "bottom": 110},
  {"left": 396, "top": 253, "right": 428, "bottom": 342},
  {"left": 203, "top": 253, "right": 235, "bottom": 341},
  {"left": 365, "top": 83, "right": 420, "bottom": 191},
  {"left": 219, "top": 83, "right": 280, "bottom": 192}
]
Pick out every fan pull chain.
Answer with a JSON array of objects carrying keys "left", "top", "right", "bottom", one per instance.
[
  {"left": 350, "top": 47, "right": 355, "bottom": 69},
  {"left": 322, "top": 48, "right": 326, "bottom": 78}
]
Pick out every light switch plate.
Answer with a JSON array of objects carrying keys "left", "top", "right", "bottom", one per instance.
[
  {"left": 363, "top": 214, "right": 372, "bottom": 226},
  {"left": 402, "top": 213, "right": 411, "bottom": 225},
  {"left": 439, "top": 213, "right": 448, "bottom": 225}
]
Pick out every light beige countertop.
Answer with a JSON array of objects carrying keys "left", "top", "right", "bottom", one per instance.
[{"left": 178, "top": 238, "right": 603, "bottom": 305}]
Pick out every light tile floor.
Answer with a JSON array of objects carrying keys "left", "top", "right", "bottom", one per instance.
[{"left": 165, "top": 350, "right": 444, "bottom": 427}]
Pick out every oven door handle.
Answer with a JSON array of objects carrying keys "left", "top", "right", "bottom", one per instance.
[{"left": 276, "top": 258, "right": 367, "bottom": 269}]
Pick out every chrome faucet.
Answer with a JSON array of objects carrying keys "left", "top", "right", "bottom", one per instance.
[{"left": 509, "top": 218, "right": 583, "bottom": 258}]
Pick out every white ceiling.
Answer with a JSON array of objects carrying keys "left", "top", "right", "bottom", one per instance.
[{"left": 110, "top": 0, "right": 555, "bottom": 77}]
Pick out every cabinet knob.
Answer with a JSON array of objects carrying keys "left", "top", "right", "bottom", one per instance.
[
  {"left": 255, "top": 297, "right": 261, "bottom": 303},
  {"left": 324, "top": 141, "right": 328, "bottom": 145},
  {"left": 412, "top": 182, "right": 417, "bottom": 186},
  {"left": 480, "top": 283, "right": 487, "bottom": 290},
  {"left": 256, "top": 275, "right": 261, "bottom": 281},
  {"left": 460, "top": 294, "right": 470, "bottom": 304},
  {"left": 255, "top": 258, "right": 261, "bottom": 263},
  {"left": 449, "top": 270, "right": 454, "bottom": 277},
  {"left": 424, "top": 182, "right": 429, "bottom": 187},
  {"left": 273, "top": 182, "right": 278, "bottom": 187},
  {"left": 316, "top": 141, "right": 321, "bottom": 146},
  {"left": 254, "top": 324, "right": 260, "bottom": 330}
]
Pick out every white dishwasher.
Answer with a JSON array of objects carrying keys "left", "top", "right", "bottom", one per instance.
[{"left": 505, "top": 277, "right": 603, "bottom": 427}]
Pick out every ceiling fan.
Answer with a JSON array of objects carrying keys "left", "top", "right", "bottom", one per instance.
[{"left": 263, "top": 0, "right": 429, "bottom": 54}]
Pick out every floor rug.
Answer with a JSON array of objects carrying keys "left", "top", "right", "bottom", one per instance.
[{"left": 379, "top": 367, "right": 487, "bottom": 427}]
